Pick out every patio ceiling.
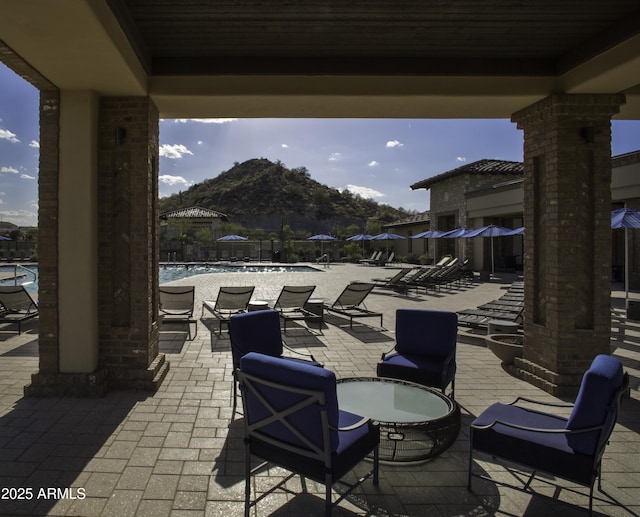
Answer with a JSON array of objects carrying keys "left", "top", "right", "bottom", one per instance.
[{"left": 1, "top": 0, "right": 639, "bottom": 118}]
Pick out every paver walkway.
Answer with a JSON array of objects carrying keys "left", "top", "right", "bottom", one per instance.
[{"left": 0, "top": 263, "right": 638, "bottom": 516}]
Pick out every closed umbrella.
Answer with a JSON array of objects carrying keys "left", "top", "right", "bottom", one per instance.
[
  {"left": 611, "top": 207, "right": 640, "bottom": 310},
  {"left": 464, "top": 224, "right": 513, "bottom": 274}
]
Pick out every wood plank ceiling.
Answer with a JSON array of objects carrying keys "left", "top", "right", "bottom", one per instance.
[{"left": 109, "top": 0, "right": 640, "bottom": 77}]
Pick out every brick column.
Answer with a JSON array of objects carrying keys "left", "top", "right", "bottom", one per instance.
[
  {"left": 98, "top": 97, "right": 167, "bottom": 390},
  {"left": 512, "top": 94, "right": 625, "bottom": 395}
]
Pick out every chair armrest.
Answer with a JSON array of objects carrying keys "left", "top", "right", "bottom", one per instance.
[
  {"left": 332, "top": 416, "right": 374, "bottom": 432},
  {"left": 471, "top": 419, "right": 604, "bottom": 434},
  {"left": 509, "top": 396, "right": 574, "bottom": 409},
  {"left": 282, "top": 340, "right": 318, "bottom": 363},
  {"left": 380, "top": 345, "right": 397, "bottom": 360}
]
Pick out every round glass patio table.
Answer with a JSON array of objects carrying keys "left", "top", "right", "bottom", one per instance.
[{"left": 336, "top": 377, "right": 460, "bottom": 462}]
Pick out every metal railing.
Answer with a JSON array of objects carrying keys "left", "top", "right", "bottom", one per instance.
[{"left": 11, "top": 264, "right": 37, "bottom": 286}]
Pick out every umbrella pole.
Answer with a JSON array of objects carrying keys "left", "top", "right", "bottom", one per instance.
[
  {"left": 491, "top": 236, "right": 495, "bottom": 275},
  {"left": 626, "top": 227, "right": 630, "bottom": 310}
]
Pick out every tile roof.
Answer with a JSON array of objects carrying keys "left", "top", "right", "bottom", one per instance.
[
  {"left": 160, "top": 206, "right": 227, "bottom": 220},
  {"left": 386, "top": 211, "right": 431, "bottom": 228},
  {"left": 410, "top": 159, "right": 524, "bottom": 191}
]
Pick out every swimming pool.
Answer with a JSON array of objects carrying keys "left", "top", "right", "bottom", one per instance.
[{"left": 0, "top": 263, "right": 321, "bottom": 294}]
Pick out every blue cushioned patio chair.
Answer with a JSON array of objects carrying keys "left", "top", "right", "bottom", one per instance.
[
  {"left": 228, "top": 309, "right": 322, "bottom": 415},
  {"left": 377, "top": 309, "right": 457, "bottom": 399},
  {"left": 237, "top": 352, "right": 379, "bottom": 516},
  {"left": 468, "top": 354, "right": 628, "bottom": 515}
]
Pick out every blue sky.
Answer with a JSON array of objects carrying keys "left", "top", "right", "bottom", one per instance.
[{"left": 1, "top": 62, "right": 639, "bottom": 227}]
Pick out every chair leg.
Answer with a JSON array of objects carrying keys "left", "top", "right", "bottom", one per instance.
[
  {"left": 325, "top": 474, "right": 332, "bottom": 517},
  {"left": 373, "top": 444, "right": 379, "bottom": 485},
  {"left": 467, "top": 432, "right": 474, "bottom": 491},
  {"left": 244, "top": 444, "right": 251, "bottom": 517}
]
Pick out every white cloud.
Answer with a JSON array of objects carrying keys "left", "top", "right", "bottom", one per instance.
[
  {"left": 0, "top": 166, "right": 19, "bottom": 174},
  {"left": 345, "top": 184, "right": 385, "bottom": 200},
  {"left": 197, "top": 140, "right": 203, "bottom": 145},
  {"left": 20, "top": 174, "right": 36, "bottom": 180},
  {"left": 456, "top": 156, "right": 467, "bottom": 162},
  {"left": 159, "top": 144, "right": 193, "bottom": 159},
  {"left": 0, "top": 128, "right": 19, "bottom": 143},
  {"left": 0, "top": 209, "right": 37, "bottom": 226},
  {"left": 329, "top": 152, "right": 342, "bottom": 161},
  {"left": 281, "top": 144, "right": 289, "bottom": 148},
  {"left": 172, "top": 118, "right": 237, "bottom": 124},
  {"left": 368, "top": 161, "right": 379, "bottom": 167},
  {"left": 159, "top": 174, "right": 192, "bottom": 187},
  {"left": 386, "top": 140, "right": 403, "bottom": 148},
  {"left": 29, "top": 140, "right": 40, "bottom": 148}
]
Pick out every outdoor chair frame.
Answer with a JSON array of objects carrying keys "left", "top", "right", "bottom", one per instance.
[
  {"left": 158, "top": 285, "right": 197, "bottom": 340},
  {"left": 468, "top": 354, "right": 629, "bottom": 515},
  {"left": 378, "top": 308, "right": 457, "bottom": 399},
  {"left": 325, "top": 283, "right": 383, "bottom": 329},
  {"left": 228, "top": 309, "right": 322, "bottom": 416},
  {"left": 237, "top": 352, "right": 379, "bottom": 516},
  {"left": 0, "top": 285, "right": 39, "bottom": 334},
  {"left": 201, "top": 285, "right": 255, "bottom": 334},
  {"left": 273, "top": 285, "right": 322, "bottom": 332}
]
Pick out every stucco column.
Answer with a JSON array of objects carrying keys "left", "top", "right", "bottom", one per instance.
[{"left": 512, "top": 93, "right": 625, "bottom": 395}]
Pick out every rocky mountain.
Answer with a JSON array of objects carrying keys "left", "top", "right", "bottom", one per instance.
[{"left": 158, "top": 158, "right": 410, "bottom": 233}]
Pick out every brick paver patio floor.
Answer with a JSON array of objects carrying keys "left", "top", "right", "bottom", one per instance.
[{"left": 0, "top": 263, "right": 638, "bottom": 516}]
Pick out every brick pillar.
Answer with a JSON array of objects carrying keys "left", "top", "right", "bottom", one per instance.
[
  {"left": 98, "top": 97, "right": 168, "bottom": 390},
  {"left": 511, "top": 93, "right": 625, "bottom": 395}
]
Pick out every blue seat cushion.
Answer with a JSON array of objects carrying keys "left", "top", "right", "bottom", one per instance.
[
  {"left": 471, "top": 403, "right": 596, "bottom": 486},
  {"left": 377, "top": 352, "right": 454, "bottom": 390},
  {"left": 241, "top": 352, "right": 379, "bottom": 483},
  {"left": 241, "top": 352, "right": 338, "bottom": 450},
  {"left": 395, "top": 309, "right": 457, "bottom": 358},
  {"left": 250, "top": 408, "right": 379, "bottom": 483},
  {"left": 229, "top": 310, "right": 283, "bottom": 366},
  {"left": 566, "top": 354, "right": 624, "bottom": 455}
]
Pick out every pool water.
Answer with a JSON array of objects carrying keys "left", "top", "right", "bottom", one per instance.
[{"left": 0, "top": 263, "right": 321, "bottom": 295}]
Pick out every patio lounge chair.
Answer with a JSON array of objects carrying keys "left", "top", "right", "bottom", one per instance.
[
  {"left": 0, "top": 285, "right": 39, "bottom": 334},
  {"left": 273, "top": 285, "right": 322, "bottom": 332},
  {"left": 377, "top": 308, "right": 457, "bottom": 398},
  {"left": 201, "top": 285, "right": 255, "bottom": 334},
  {"left": 370, "top": 267, "right": 413, "bottom": 289},
  {"left": 237, "top": 351, "right": 379, "bottom": 516},
  {"left": 325, "top": 283, "right": 383, "bottom": 329},
  {"left": 159, "top": 285, "right": 197, "bottom": 340},
  {"left": 468, "top": 354, "right": 628, "bottom": 514}
]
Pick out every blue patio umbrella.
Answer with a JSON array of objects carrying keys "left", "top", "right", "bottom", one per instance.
[
  {"left": 346, "top": 233, "right": 373, "bottom": 257},
  {"left": 504, "top": 226, "right": 524, "bottom": 236},
  {"left": 441, "top": 227, "right": 473, "bottom": 238},
  {"left": 371, "top": 231, "right": 405, "bottom": 255},
  {"left": 465, "top": 224, "right": 513, "bottom": 274},
  {"left": 217, "top": 234, "right": 248, "bottom": 259},
  {"left": 412, "top": 229, "right": 445, "bottom": 239},
  {"left": 308, "top": 234, "right": 337, "bottom": 258},
  {"left": 612, "top": 207, "right": 640, "bottom": 309}
]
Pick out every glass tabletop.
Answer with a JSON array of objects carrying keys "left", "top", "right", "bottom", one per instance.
[{"left": 336, "top": 377, "right": 452, "bottom": 424}]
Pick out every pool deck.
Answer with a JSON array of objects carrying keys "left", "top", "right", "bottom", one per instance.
[{"left": 0, "top": 263, "right": 639, "bottom": 516}]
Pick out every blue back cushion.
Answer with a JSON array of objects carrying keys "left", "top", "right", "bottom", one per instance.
[
  {"left": 229, "top": 310, "right": 283, "bottom": 366},
  {"left": 395, "top": 309, "right": 457, "bottom": 358},
  {"left": 566, "top": 354, "right": 624, "bottom": 455},
  {"left": 240, "top": 352, "right": 339, "bottom": 452}
]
